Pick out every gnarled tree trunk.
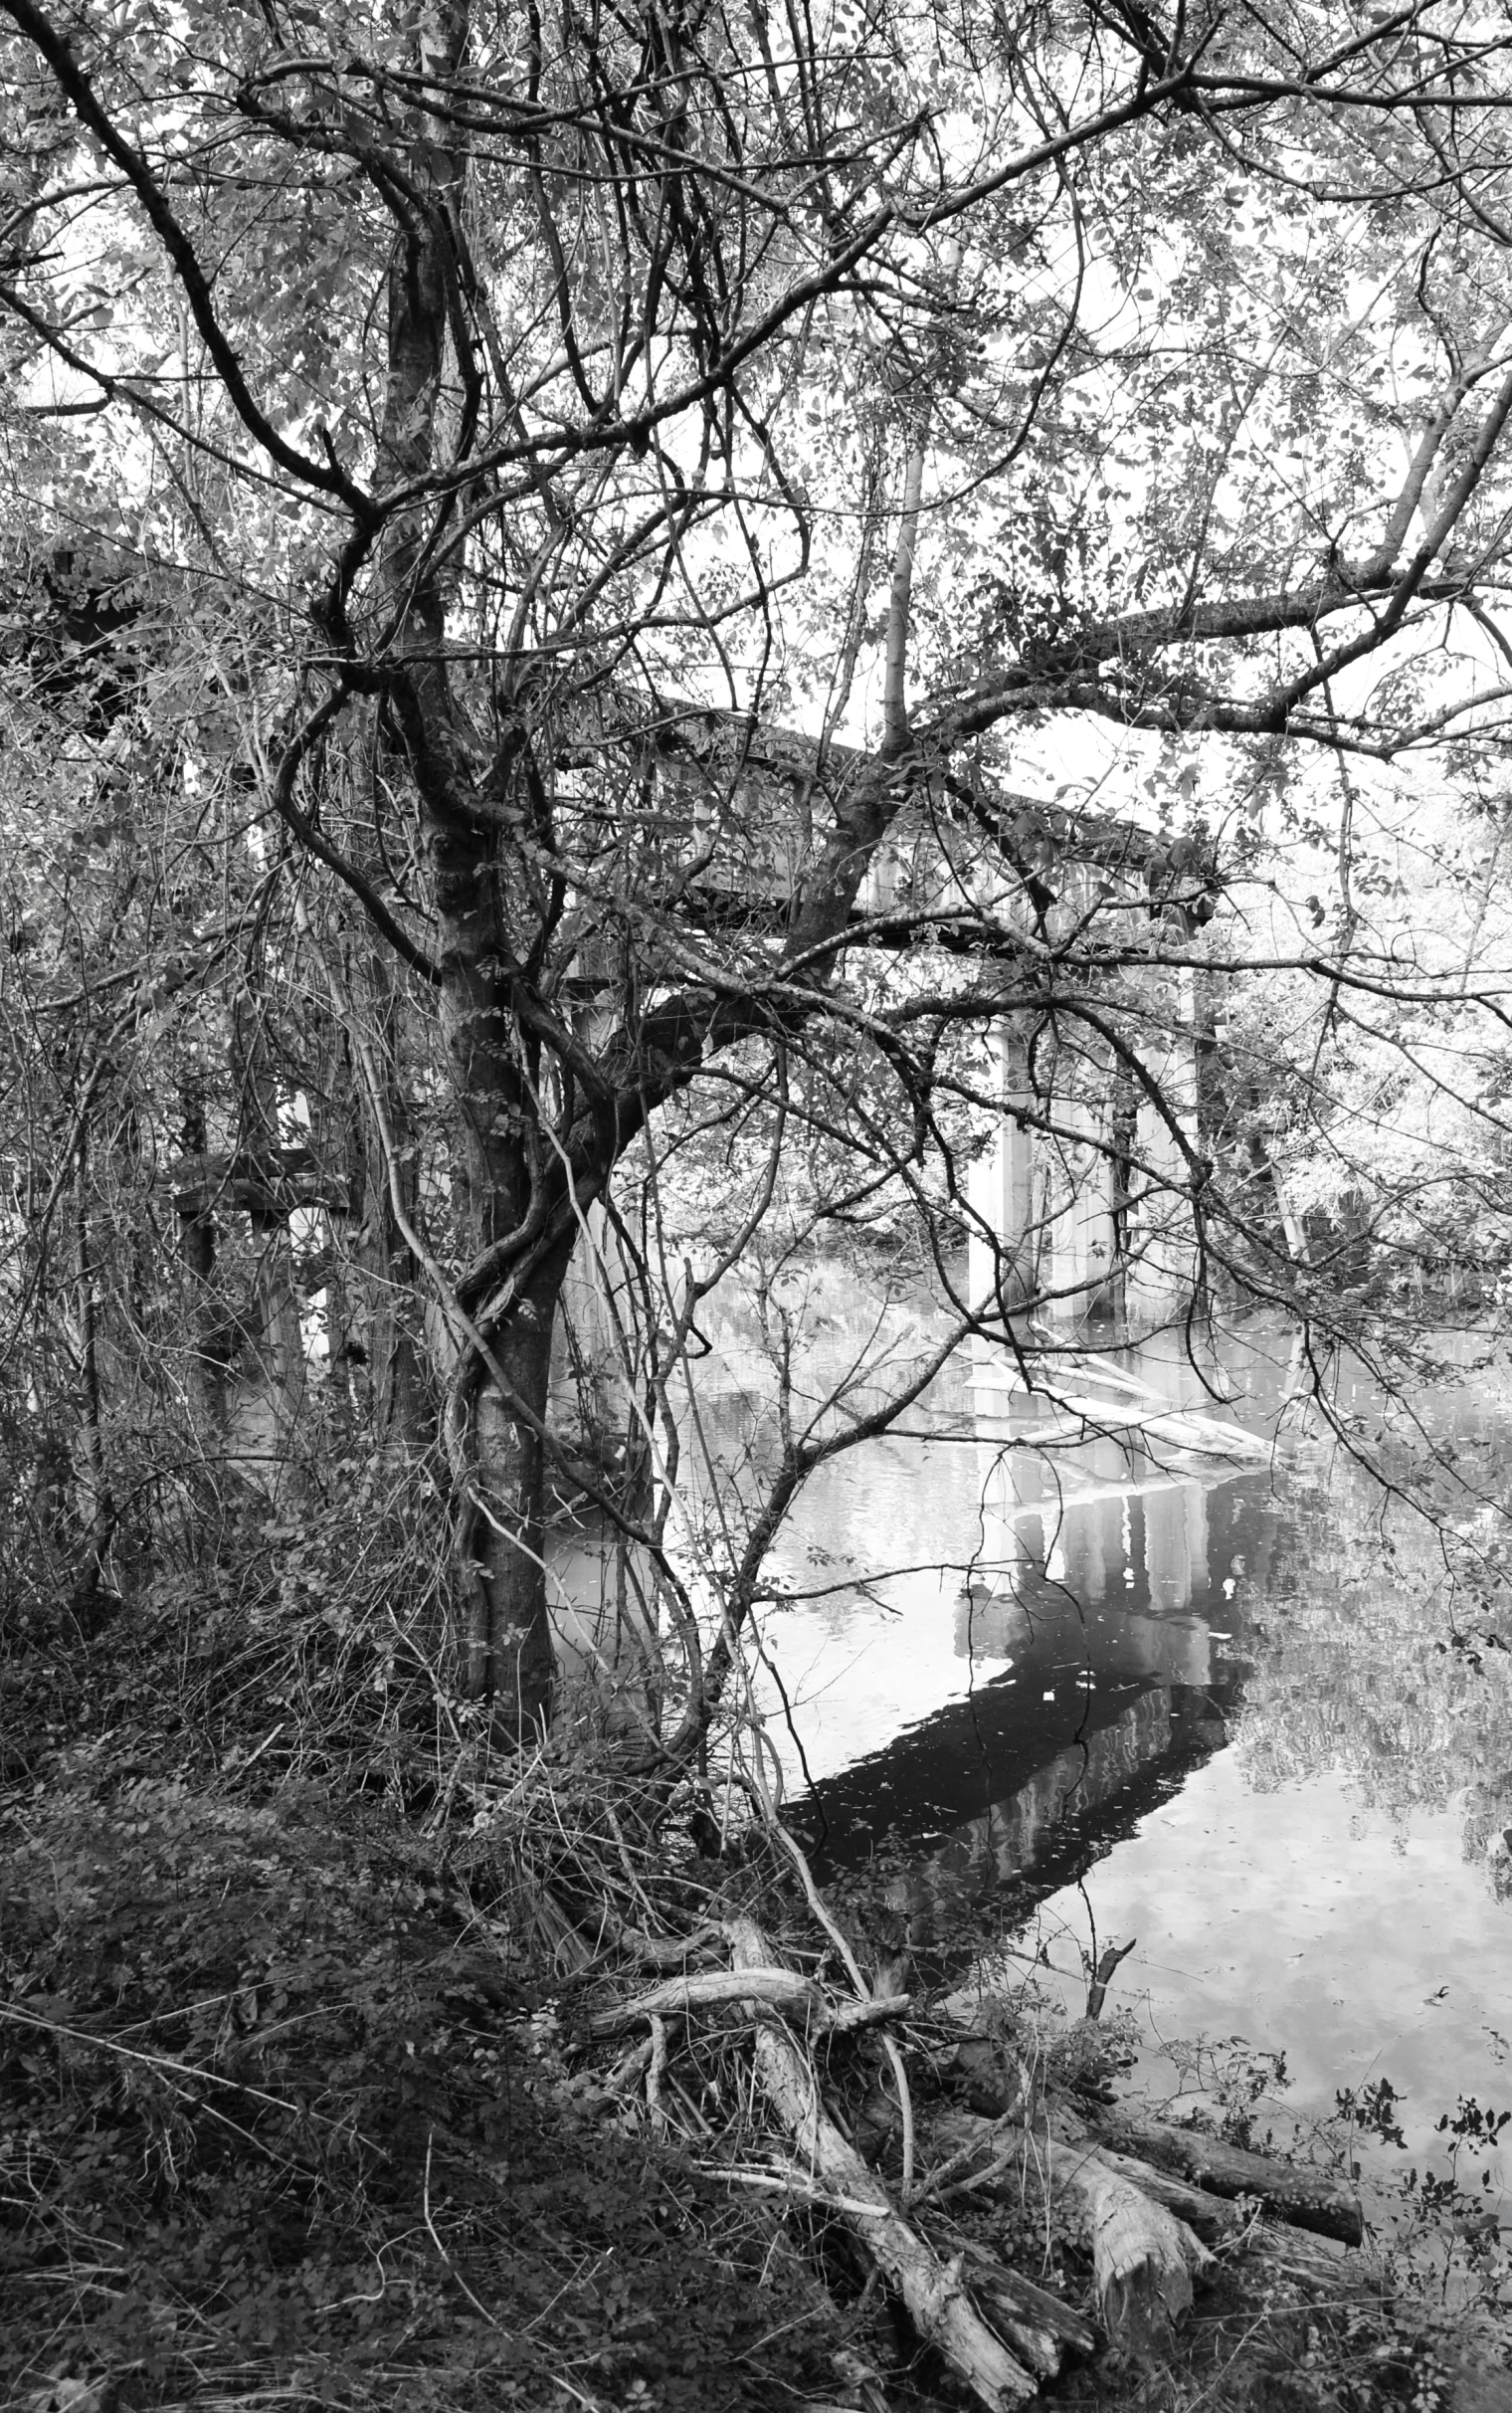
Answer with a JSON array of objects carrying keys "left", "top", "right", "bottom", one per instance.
[{"left": 460, "top": 1248, "right": 573, "bottom": 1725}]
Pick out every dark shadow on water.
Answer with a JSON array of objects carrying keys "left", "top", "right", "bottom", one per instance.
[{"left": 791, "top": 1673, "right": 1238, "bottom": 1949}]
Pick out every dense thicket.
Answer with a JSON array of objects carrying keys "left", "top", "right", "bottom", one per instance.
[{"left": 4, "top": 0, "right": 1512, "bottom": 1730}]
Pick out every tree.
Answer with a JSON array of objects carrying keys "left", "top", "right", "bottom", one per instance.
[{"left": 6, "top": 0, "right": 1512, "bottom": 1728}]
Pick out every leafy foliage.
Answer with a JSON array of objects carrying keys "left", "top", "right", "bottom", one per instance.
[{"left": 0, "top": 1750, "right": 847, "bottom": 2410}]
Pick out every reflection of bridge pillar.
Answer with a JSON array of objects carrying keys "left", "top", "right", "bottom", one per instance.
[
  {"left": 1121, "top": 1608, "right": 1213, "bottom": 1686},
  {"left": 1143, "top": 1479, "right": 1209, "bottom": 1615},
  {"left": 1054, "top": 1474, "right": 1110, "bottom": 1605},
  {"left": 957, "top": 1432, "right": 1040, "bottom": 1656},
  {"left": 968, "top": 1024, "right": 1039, "bottom": 1315},
  {"left": 980, "top": 1432, "right": 1044, "bottom": 1555}
]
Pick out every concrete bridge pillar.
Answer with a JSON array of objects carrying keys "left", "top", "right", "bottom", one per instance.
[
  {"left": 1123, "top": 966, "right": 1203, "bottom": 1322},
  {"left": 1043, "top": 1089, "right": 1118, "bottom": 1323},
  {"left": 557, "top": 999, "right": 644, "bottom": 1395},
  {"left": 968, "top": 1023, "right": 1040, "bottom": 1314},
  {"left": 969, "top": 973, "right": 1204, "bottom": 1327},
  {"left": 560, "top": 1197, "right": 640, "bottom": 1385}
]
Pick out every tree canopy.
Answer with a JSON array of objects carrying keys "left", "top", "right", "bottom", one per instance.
[{"left": 5, "top": 0, "right": 1512, "bottom": 1726}]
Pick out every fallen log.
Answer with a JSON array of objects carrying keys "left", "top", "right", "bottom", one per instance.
[
  {"left": 928, "top": 2108, "right": 1212, "bottom": 2347},
  {"left": 1082, "top": 2103, "right": 1363, "bottom": 2245},
  {"left": 931, "top": 2107, "right": 1360, "bottom": 2317},
  {"left": 1073, "top": 2137, "right": 1243, "bottom": 2244},
  {"left": 725, "top": 1918, "right": 1040, "bottom": 2409},
  {"left": 943, "top": 2229, "right": 1100, "bottom": 2378},
  {"left": 948, "top": 2035, "right": 1363, "bottom": 2246},
  {"left": 928, "top": 2102, "right": 1242, "bottom": 2250}
]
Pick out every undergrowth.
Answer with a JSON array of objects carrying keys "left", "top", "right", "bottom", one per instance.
[
  {"left": 0, "top": 1588, "right": 851, "bottom": 2413},
  {"left": 4, "top": 1556, "right": 1510, "bottom": 2413}
]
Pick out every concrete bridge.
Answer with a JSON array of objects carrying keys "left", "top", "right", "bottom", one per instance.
[
  {"left": 565, "top": 758, "right": 1218, "bottom": 1352},
  {"left": 963, "top": 955, "right": 1207, "bottom": 1332}
]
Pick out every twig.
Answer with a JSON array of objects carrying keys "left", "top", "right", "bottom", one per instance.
[
  {"left": 0, "top": 2002, "right": 365, "bottom": 2140},
  {"left": 235, "top": 1718, "right": 286, "bottom": 1773},
  {"left": 423, "top": 2128, "right": 503, "bottom": 2330},
  {"left": 1086, "top": 1938, "right": 1137, "bottom": 2022},
  {"left": 647, "top": 2014, "right": 669, "bottom": 2133}
]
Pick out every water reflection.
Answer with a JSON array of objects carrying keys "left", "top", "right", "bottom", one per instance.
[
  {"left": 554, "top": 1287, "right": 1512, "bottom": 2181},
  {"left": 700, "top": 1299, "right": 1512, "bottom": 2195},
  {"left": 714, "top": 1313, "right": 1512, "bottom": 1918},
  {"left": 744, "top": 1318, "right": 1275, "bottom": 1891},
  {"left": 804, "top": 1680, "right": 1233, "bottom": 1925}
]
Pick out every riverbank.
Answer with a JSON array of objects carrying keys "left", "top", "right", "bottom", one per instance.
[{"left": 4, "top": 1606, "right": 1508, "bottom": 2413}]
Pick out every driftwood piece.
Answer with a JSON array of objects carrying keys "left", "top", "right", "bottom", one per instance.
[
  {"left": 587, "top": 1966, "right": 909, "bottom": 2039},
  {"left": 588, "top": 1965, "right": 815, "bottom": 2035},
  {"left": 1083, "top": 2104, "right": 1363, "bottom": 2246},
  {"left": 1078, "top": 2139, "right": 1243, "bottom": 2243},
  {"left": 725, "top": 1918, "right": 1040, "bottom": 2409},
  {"left": 1071, "top": 2148, "right": 1210, "bottom": 2344},
  {"left": 944, "top": 2231, "right": 1100, "bottom": 2378},
  {"left": 929, "top": 2109, "right": 1211, "bottom": 2346}
]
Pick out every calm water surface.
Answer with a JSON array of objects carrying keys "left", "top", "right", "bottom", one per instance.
[{"left": 662, "top": 1286, "right": 1512, "bottom": 2220}]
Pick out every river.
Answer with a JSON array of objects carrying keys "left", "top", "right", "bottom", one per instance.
[{"left": 556, "top": 1273, "right": 1512, "bottom": 2236}]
